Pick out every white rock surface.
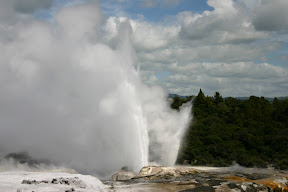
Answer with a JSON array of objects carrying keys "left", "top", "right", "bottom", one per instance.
[{"left": 0, "top": 171, "right": 105, "bottom": 192}]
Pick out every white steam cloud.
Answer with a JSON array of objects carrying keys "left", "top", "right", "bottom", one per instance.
[{"left": 0, "top": 2, "right": 191, "bottom": 177}]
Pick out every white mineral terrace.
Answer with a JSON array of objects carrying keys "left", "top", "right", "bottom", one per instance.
[{"left": 0, "top": 171, "right": 105, "bottom": 192}]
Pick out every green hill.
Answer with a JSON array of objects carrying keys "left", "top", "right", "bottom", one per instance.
[{"left": 173, "top": 90, "right": 288, "bottom": 169}]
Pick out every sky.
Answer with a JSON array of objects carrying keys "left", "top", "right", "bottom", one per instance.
[
  {"left": 101, "top": 0, "right": 288, "bottom": 97},
  {"left": 1, "top": 0, "right": 288, "bottom": 97}
]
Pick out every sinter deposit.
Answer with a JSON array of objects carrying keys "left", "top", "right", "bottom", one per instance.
[{"left": 108, "top": 166, "right": 288, "bottom": 192}]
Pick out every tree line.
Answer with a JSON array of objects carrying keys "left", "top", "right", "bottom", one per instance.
[{"left": 172, "top": 90, "right": 288, "bottom": 169}]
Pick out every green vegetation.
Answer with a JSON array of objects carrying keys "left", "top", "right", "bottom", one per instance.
[{"left": 173, "top": 90, "right": 288, "bottom": 169}]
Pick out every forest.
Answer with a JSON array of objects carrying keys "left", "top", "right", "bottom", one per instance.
[{"left": 173, "top": 90, "right": 288, "bottom": 170}]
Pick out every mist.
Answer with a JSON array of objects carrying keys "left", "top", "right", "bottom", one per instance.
[{"left": 0, "top": 1, "right": 191, "bottom": 177}]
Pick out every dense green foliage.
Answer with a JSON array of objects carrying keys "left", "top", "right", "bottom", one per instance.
[{"left": 174, "top": 90, "right": 288, "bottom": 169}]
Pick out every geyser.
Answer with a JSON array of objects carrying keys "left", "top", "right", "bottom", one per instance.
[{"left": 0, "top": 2, "right": 191, "bottom": 176}]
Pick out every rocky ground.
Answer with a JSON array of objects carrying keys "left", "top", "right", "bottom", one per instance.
[
  {"left": 0, "top": 171, "right": 105, "bottom": 192},
  {"left": 108, "top": 166, "right": 288, "bottom": 192},
  {"left": 0, "top": 166, "right": 287, "bottom": 191}
]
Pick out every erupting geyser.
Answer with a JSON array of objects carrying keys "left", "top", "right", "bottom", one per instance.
[{"left": 0, "top": 2, "right": 191, "bottom": 177}]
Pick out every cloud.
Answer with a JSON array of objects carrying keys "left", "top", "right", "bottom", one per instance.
[
  {"left": 102, "top": 0, "right": 288, "bottom": 97},
  {"left": 13, "top": 0, "right": 53, "bottom": 13},
  {"left": 55, "top": 3, "right": 102, "bottom": 40},
  {"left": 104, "top": 16, "right": 180, "bottom": 50},
  {"left": 141, "top": 0, "right": 181, "bottom": 8},
  {"left": 141, "top": 0, "right": 156, "bottom": 8},
  {"left": 160, "top": 62, "right": 288, "bottom": 97},
  {"left": 178, "top": 0, "right": 266, "bottom": 44},
  {"left": 162, "top": 0, "right": 181, "bottom": 7},
  {"left": 252, "top": 0, "right": 288, "bottom": 31},
  {"left": 0, "top": 0, "right": 54, "bottom": 25}
]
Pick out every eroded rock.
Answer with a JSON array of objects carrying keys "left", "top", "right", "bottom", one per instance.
[
  {"left": 133, "top": 166, "right": 198, "bottom": 180},
  {"left": 21, "top": 177, "right": 87, "bottom": 188}
]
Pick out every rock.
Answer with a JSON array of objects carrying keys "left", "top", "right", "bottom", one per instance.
[
  {"left": 115, "top": 166, "right": 288, "bottom": 192},
  {"left": 21, "top": 180, "right": 33, "bottom": 185},
  {"left": 224, "top": 175, "right": 288, "bottom": 191},
  {"left": 21, "top": 180, "right": 41, "bottom": 185},
  {"left": 51, "top": 178, "right": 59, "bottom": 184},
  {"left": 112, "top": 170, "right": 135, "bottom": 181},
  {"left": 133, "top": 166, "right": 198, "bottom": 180},
  {"left": 65, "top": 188, "right": 75, "bottom": 192},
  {"left": 180, "top": 185, "right": 215, "bottom": 192},
  {"left": 42, "top": 180, "right": 49, "bottom": 183},
  {"left": 227, "top": 182, "right": 238, "bottom": 189},
  {"left": 22, "top": 177, "right": 87, "bottom": 188},
  {"left": 1, "top": 171, "right": 105, "bottom": 192},
  {"left": 135, "top": 166, "right": 163, "bottom": 178}
]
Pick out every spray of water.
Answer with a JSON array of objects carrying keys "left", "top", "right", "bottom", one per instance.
[{"left": 0, "top": 2, "right": 191, "bottom": 177}]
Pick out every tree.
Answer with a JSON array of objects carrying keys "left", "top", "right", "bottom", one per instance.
[
  {"left": 213, "top": 92, "right": 223, "bottom": 104},
  {"left": 175, "top": 92, "right": 288, "bottom": 169}
]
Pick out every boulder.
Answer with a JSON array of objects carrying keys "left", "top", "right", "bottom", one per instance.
[
  {"left": 135, "top": 166, "right": 163, "bottom": 178},
  {"left": 133, "top": 166, "right": 198, "bottom": 180}
]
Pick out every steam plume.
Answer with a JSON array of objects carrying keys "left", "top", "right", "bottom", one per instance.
[{"left": 0, "top": 2, "right": 191, "bottom": 177}]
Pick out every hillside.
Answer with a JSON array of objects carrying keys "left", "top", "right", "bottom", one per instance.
[{"left": 173, "top": 90, "right": 288, "bottom": 169}]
